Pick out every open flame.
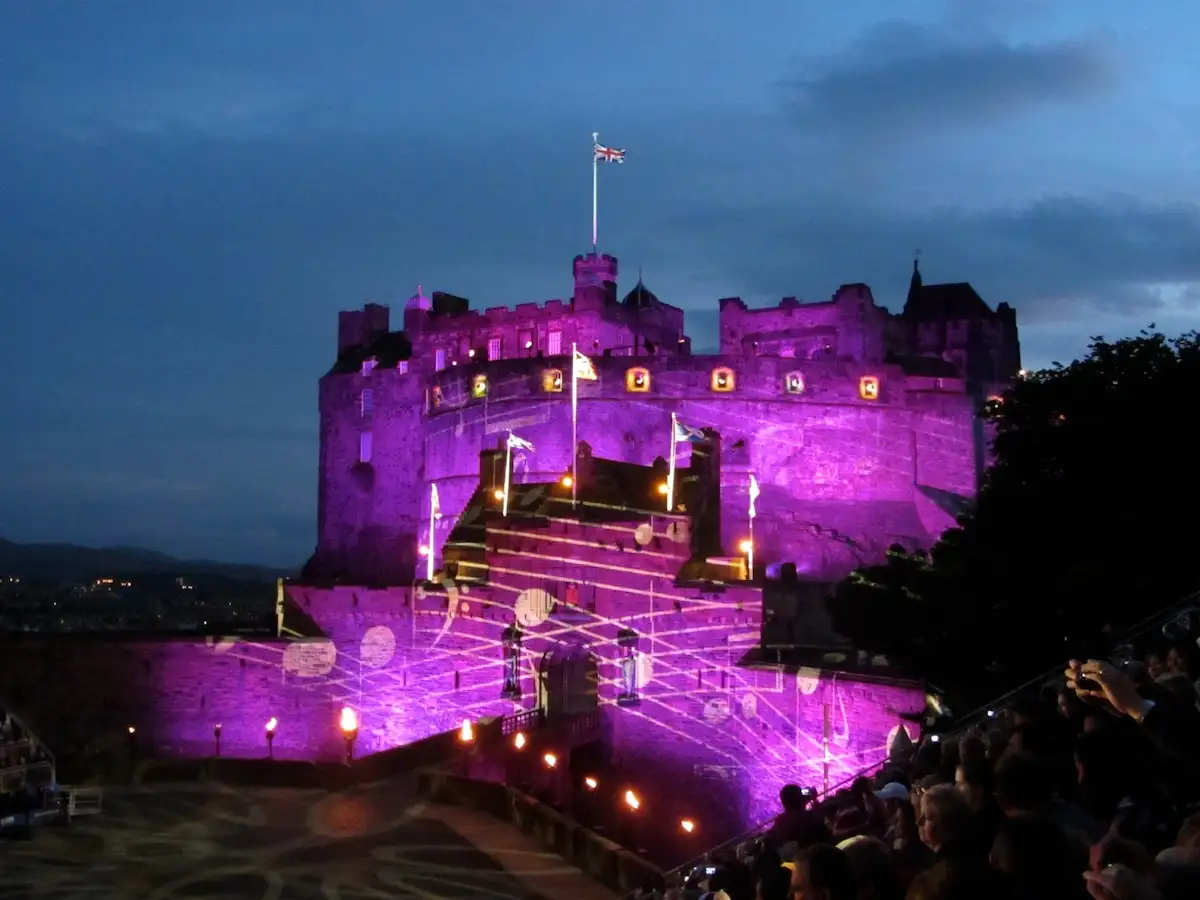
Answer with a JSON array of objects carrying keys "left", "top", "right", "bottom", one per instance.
[{"left": 339, "top": 707, "right": 358, "bottom": 734}]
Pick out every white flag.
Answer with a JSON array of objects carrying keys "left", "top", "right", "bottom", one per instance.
[
  {"left": 431, "top": 482, "right": 441, "bottom": 517},
  {"left": 748, "top": 474, "right": 760, "bottom": 520},
  {"left": 507, "top": 433, "right": 535, "bottom": 452},
  {"left": 573, "top": 349, "right": 598, "bottom": 381}
]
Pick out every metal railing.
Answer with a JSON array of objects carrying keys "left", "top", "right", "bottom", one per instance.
[{"left": 655, "top": 761, "right": 884, "bottom": 886}]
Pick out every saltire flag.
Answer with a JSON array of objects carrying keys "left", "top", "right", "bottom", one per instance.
[
  {"left": 507, "top": 433, "right": 535, "bottom": 452},
  {"left": 749, "top": 474, "right": 760, "bottom": 520},
  {"left": 674, "top": 419, "right": 707, "bottom": 444},
  {"left": 573, "top": 348, "right": 598, "bottom": 381},
  {"left": 594, "top": 142, "right": 626, "bottom": 163}
]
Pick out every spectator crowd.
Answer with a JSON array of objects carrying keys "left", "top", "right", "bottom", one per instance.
[{"left": 659, "top": 636, "right": 1200, "bottom": 900}]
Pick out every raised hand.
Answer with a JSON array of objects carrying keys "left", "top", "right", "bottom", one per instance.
[{"left": 1066, "top": 660, "right": 1151, "bottom": 720}]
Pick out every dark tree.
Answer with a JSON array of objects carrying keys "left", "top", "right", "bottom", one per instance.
[{"left": 829, "top": 330, "right": 1200, "bottom": 706}]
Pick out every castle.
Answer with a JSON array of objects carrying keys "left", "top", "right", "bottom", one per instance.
[
  {"left": 0, "top": 251, "right": 1019, "bottom": 836},
  {"left": 307, "top": 252, "right": 1019, "bottom": 584}
]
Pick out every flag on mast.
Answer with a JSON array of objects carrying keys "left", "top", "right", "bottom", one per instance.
[
  {"left": 748, "top": 474, "right": 760, "bottom": 520},
  {"left": 592, "top": 133, "right": 625, "bottom": 253},
  {"left": 570, "top": 344, "right": 596, "bottom": 506},
  {"left": 594, "top": 142, "right": 626, "bottom": 163}
]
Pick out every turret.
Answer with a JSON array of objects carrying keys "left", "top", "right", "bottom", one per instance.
[{"left": 572, "top": 253, "right": 618, "bottom": 312}]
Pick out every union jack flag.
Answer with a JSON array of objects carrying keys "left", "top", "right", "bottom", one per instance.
[{"left": 594, "top": 143, "right": 626, "bottom": 163}]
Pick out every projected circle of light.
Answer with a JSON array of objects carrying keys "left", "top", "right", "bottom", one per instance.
[
  {"left": 796, "top": 666, "right": 821, "bottom": 695},
  {"left": 515, "top": 588, "right": 555, "bottom": 627},
  {"left": 283, "top": 640, "right": 338, "bottom": 677},
  {"left": 360, "top": 625, "right": 396, "bottom": 669},
  {"left": 740, "top": 693, "right": 759, "bottom": 719}
]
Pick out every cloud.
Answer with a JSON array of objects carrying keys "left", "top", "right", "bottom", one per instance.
[
  {"left": 665, "top": 193, "right": 1200, "bottom": 338},
  {"left": 782, "top": 21, "right": 1112, "bottom": 136}
]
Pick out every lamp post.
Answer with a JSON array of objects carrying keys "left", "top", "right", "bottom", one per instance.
[
  {"left": 265, "top": 717, "right": 277, "bottom": 759},
  {"left": 213, "top": 723, "right": 222, "bottom": 758},
  {"left": 340, "top": 707, "right": 359, "bottom": 764},
  {"left": 617, "top": 628, "right": 641, "bottom": 707},
  {"left": 501, "top": 623, "right": 522, "bottom": 700}
]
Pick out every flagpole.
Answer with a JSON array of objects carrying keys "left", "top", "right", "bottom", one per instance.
[
  {"left": 503, "top": 434, "right": 513, "bottom": 517},
  {"left": 666, "top": 413, "right": 678, "bottom": 512},
  {"left": 426, "top": 484, "right": 436, "bottom": 582},
  {"left": 748, "top": 515, "right": 754, "bottom": 581},
  {"left": 591, "top": 132, "right": 599, "bottom": 253},
  {"left": 571, "top": 343, "right": 579, "bottom": 507}
]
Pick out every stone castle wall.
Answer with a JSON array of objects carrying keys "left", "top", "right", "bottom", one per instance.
[
  {"left": 318, "top": 352, "right": 983, "bottom": 581},
  {"left": 0, "top": 540, "right": 923, "bottom": 833}
]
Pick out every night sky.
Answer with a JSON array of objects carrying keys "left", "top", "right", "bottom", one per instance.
[{"left": 1, "top": 1, "right": 1196, "bottom": 565}]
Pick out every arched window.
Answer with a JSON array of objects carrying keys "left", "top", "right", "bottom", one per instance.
[
  {"left": 542, "top": 368, "right": 563, "bottom": 392},
  {"left": 471, "top": 374, "right": 489, "bottom": 399},
  {"left": 711, "top": 367, "right": 735, "bottom": 392},
  {"left": 784, "top": 372, "right": 804, "bottom": 395},
  {"left": 859, "top": 376, "right": 880, "bottom": 401},
  {"left": 625, "top": 367, "right": 651, "bottom": 392}
]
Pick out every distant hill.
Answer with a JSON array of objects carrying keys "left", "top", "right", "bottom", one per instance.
[{"left": 0, "top": 538, "right": 293, "bottom": 582}]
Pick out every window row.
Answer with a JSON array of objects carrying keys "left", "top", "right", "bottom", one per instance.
[
  {"left": 427, "top": 371, "right": 881, "bottom": 408},
  {"left": 431, "top": 330, "right": 565, "bottom": 371},
  {"left": 539, "top": 367, "right": 881, "bottom": 400},
  {"left": 361, "top": 358, "right": 409, "bottom": 375}
]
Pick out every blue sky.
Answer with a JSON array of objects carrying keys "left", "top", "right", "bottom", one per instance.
[{"left": 1, "top": 0, "right": 1198, "bottom": 565}]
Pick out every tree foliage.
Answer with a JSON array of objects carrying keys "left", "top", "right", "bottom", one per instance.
[{"left": 828, "top": 329, "right": 1200, "bottom": 707}]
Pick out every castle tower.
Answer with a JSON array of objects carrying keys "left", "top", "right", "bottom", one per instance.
[{"left": 572, "top": 253, "right": 619, "bottom": 312}]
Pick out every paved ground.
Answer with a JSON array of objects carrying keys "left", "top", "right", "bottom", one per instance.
[{"left": 0, "top": 779, "right": 617, "bottom": 900}]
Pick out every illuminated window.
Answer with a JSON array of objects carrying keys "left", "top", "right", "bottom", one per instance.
[
  {"left": 542, "top": 368, "right": 563, "bottom": 392},
  {"left": 487, "top": 337, "right": 502, "bottom": 361},
  {"left": 625, "top": 367, "right": 651, "bottom": 392},
  {"left": 784, "top": 372, "right": 804, "bottom": 395},
  {"left": 359, "top": 431, "right": 373, "bottom": 463},
  {"left": 859, "top": 376, "right": 880, "bottom": 401},
  {"left": 359, "top": 389, "right": 374, "bottom": 416},
  {"left": 472, "top": 374, "right": 488, "bottom": 399},
  {"left": 711, "top": 367, "right": 735, "bottom": 392},
  {"left": 430, "top": 386, "right": 443, "bottom": 408},
  {"left": 398, "top": 361, "right": 409, "bottom": 374},
  {"left": 548, "top": 330, "right": 563, "bottom": 356},
  {"left": 361, "top": 357, "right": 377, "bottom": 376},
  {"left": 435, "top": 349, "right": 447, "bottom": 371}
]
